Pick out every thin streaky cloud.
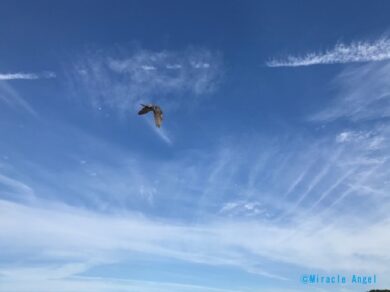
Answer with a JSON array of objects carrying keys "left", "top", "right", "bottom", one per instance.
[
  {"left": 0, "top": 174, "right": 35, "bottom": 197},
  {"left": 0, "top": 71, "right": 56, "bottom": 80},
  {"left": 0, "top": 81, "right": 38, "bottom": 116},
  {"left": 311, "top": 61, "right": 390, "bottom": 122},
  {"left": 282, "top": 163, "right": 311, "bottom": 199},
  {"left": 267, "top": 37, "right": 390, "bottom": 67},
  {"left": 307, "top": 167, "right": 356, "bottom": 213},
  {"left": 318, "top": 160, "right": 386, "bottom": 218},
  {"left": 145, "top": 117, "right": 173, "bottom": 145},
  {"left": 287, "top": 148, "right": 343, "bottom": 210}
]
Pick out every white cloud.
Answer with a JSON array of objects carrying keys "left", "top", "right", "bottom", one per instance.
[
  {"left": 166, "top": 64, "right": 182, "bottom": 69},
  {"left": 191, "top": 62, "right": 211, "bottom": 69},
  {"left": 267, "top": 37, "right": 390, "bottom": 67},
  {"left": 141, "top": 65, "right": 157, "bottom": 71},
  {"left": 219, "top": 200, "right": 268, "bottom": 218},
  {"left": 0, "top": 71, "right": 56, "bottom": 80},
  {"left": 335, "top": 131, "right": 385, "bottom": 150},
  {"left": 336, "top": 132, "right": 354, "bottom": 143}
]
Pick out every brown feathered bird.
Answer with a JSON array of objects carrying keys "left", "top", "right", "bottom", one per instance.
[{"left": 138, "top": 104, "right": 163, "bottom": 128}]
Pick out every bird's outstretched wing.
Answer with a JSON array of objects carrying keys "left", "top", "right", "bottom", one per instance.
[
  {"left": 138, "top": 104, "right": 152, "bottom": 115},
  {"left": 153, "top": 107, "right": 163, "bottom": 128}
]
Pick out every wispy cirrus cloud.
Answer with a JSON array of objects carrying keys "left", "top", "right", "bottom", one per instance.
[
  {"left": 68, "top": 47, "right": 223, "bottom": 114},
  {"left": 66, "top": 46, "right": 222, "bottom": 143},
  {"left": 0, "top": 71, "right": 56, "bottom": 80},
  {"left": 267, "top": 37, "right": 390, "bottom": 67}
]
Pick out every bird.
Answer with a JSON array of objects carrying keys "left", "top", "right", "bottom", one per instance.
[{"left": 138, "top": 104, "right": 163, "bottom": 128}]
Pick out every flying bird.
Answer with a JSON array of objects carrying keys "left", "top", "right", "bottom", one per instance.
[{"left": 138, "top": 104, "right": 163, "bottom": 128}]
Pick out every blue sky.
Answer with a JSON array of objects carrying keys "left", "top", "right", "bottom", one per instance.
[{"left": 1, "top": 1, "right": 390, "bottom": 291}]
